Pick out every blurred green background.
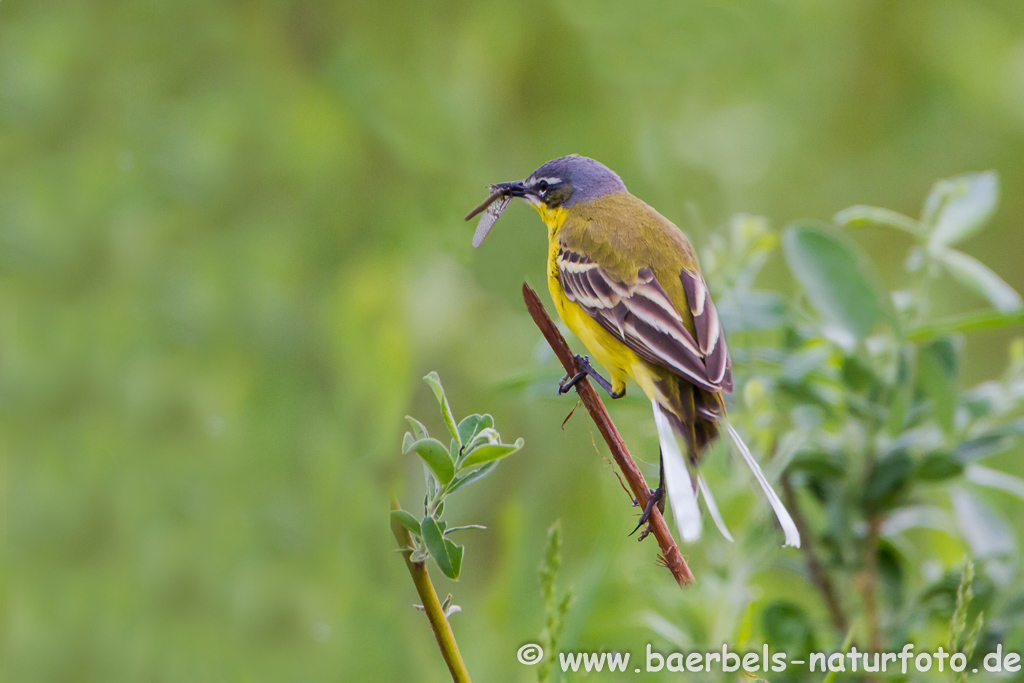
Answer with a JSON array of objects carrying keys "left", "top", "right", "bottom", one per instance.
[{"left": 4, "top": 1, "right": 1024, "bottom": 681}]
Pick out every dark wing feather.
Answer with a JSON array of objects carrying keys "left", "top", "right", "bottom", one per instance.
[
  {"left": 557, "top": 247, "right": 731, "bottom": 393},
  {"left": 679, "top": 268, "right": 733, "bottom": 392}
]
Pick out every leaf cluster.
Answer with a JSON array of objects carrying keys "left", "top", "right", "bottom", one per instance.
[
  {"left": 699, "top": 172, "right": 1024, "bottom": 653},
  {"left": 393, "top": 372, "right": 524, "bottom": 580}
]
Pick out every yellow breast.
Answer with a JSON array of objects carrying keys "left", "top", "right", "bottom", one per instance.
[{"left": 535, "top": 203, "right": 649, "bottom": 398}]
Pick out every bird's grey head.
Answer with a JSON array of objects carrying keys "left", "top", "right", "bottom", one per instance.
[
  {"left": 496, "top": 155, "right": 627, "bottom": 209},
  {"left": 466, "top": 155, "right": 628, "bottom": 247}
]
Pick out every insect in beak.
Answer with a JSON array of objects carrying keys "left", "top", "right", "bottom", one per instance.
[{"left": 465, "top": 180, "right": 528, "bottom": 248}]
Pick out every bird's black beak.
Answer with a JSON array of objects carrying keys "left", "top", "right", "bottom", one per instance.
[{"left": 492, "top": 180, "right": 529, "bottom": 198}]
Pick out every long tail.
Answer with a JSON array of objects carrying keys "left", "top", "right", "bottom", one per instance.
[
  {"left": 725, "top": 423, "right": 801, "bottom": 548},
  {"left": 652, "top": 397, "right": 735, "bottom": 543},
  {"left": 698, "top": 474, "right": 734, "bottom": 542},
  {"left": 655, "top": 393, "right": 798, "bottom": 548},
  {"left": 651, "top": 400, "right": 702, "bottom": 542},
  {"left": 654, "top": 386, "right": 800, "bottom": 547}
]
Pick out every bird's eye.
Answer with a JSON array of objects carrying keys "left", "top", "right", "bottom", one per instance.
[{"left": 537, "top": 180, "right": 549, "bottom": 194}]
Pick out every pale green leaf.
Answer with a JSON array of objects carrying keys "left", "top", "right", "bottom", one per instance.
[
  {"left": 925, "top": 172, "right": 999, "bottom": 247},
  {"left": 951, "top": 487, "right": 1016, "bottom": 558},
  {"left": 463, "top": 428, "right": 501, "bottom": 458},
  {"left": 447, "top": 460, "right": 499, "bottom": 493},
  {"left": 834, "top": 205, "right": 922, "bottom": 236},
  {"left": 965, "top": 465, "right": 1024, "bottom": 501},
  {"left": 444, "top": 524, "right": 487, "bottom": 534},
  {"left": 907, "top": 309, "right": 1024, "bottom": 342},
  {"left": 421, "top": 515, "right": 464, "bottom": 580},
  {"left": 406, "top": 416, "right": 429, "bottom": 441},
  {"left": 461, "top": 438, "right": 524, "bottom": 468},
  {"left": 390, "top": 509, "right": 421, "bottom": 536},
  {"left": 935, "top": 247, "right": 1022, "bottom": 312},
  {"left": 782, "top": 223, "right": 894, "bottom": 339},
  {"left": 457, "top": 414, "right": 493, "bottom": 447},
  {"left": 410, "top": 437, "right": 455, "bottom": 484},
  {"left": 423, "top": 372, "right": 461, "bottom": 445}
]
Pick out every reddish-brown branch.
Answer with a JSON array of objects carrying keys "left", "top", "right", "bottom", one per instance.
[{"left": 523, "top": 282, "right": 694, "bottom": 586}]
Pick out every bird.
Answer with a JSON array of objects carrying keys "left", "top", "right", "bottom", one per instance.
[{"left": 468, "top": 154, "right": 799, "bottom": 546}]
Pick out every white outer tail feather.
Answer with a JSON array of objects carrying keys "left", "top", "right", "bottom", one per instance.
[
  {"left": 725, "top": 423, "right": 802, "bottom": 548},
  {"left": 651, "top": 400, "right": 800, "bottom": 548},
  {"left": 651, "top": 400, "right": 702, "bottom": 542},
  {"left": 698, "top": 474, "right": 734, "bottom": 542}
]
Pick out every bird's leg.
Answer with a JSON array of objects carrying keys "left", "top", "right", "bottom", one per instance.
[
  {"left": 558, "top": 354, "right": 624, "bottom": 398},
  {"left": 631, "top": 452, "right": 666, "bottom": 541}
]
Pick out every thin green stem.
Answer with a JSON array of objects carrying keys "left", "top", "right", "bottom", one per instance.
[
  {"left": 391, "top": 498, "right": 471, "bottom": 683},
  {"left": 860, "top": 515, "right": 883, "bottom": 656},
  {"left": 852, "top": 407, "right": 886, "bottom": 682},
  {"left": 820, "top": 623, "right": 857, "bottom": 683}
]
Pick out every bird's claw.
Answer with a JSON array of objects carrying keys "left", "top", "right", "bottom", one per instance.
[
  {"left": 558, "top": 355, "right": 590, "bottom": 395},
  {"left": 629, "top": 486, "right": 665, "bottom": 541},
  {"left": 558, "top": 354, "right": 621, "bottom": 398}
]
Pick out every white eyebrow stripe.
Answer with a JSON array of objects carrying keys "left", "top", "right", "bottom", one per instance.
[{"left": 529, "top": 177, "right": 562, "bottom": 186}]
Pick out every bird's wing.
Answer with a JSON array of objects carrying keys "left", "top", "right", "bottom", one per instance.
[
  {"left": 678, "top": 266, "right": 733, "bottom": 392},
  {"left": 557, "top": 246, "right": 732, "bottom": 393}
]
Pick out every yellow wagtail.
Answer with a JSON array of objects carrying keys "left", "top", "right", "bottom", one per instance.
[{"left": 469, "top": 154, "right": 799, "bottom": 546}]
